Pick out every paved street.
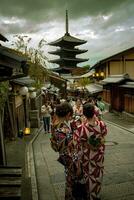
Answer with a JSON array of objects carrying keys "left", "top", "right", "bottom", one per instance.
[{"left": 30, "top": 118, "right": 134, "bottom": 200}]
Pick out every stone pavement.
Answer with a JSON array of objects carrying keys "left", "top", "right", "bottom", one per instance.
[
  {"left": 5, "top": 112, "right": 134, "bottom": 200},
  {"left": 29, "top": 112, "right": 134, "bottom": 200},
  {"left": 5, "top": 128, "right": 39, "bottom": 200},
  {"left": 103, "top": 112, "right": 134, "bottom": 133}
]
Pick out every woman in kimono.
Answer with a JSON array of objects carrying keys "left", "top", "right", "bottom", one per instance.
[
  {"left": 50, "top": 102, "right": 75, "bottom": 199},
  {"left": 72, "top": 103, "right": 107, "bottom": 200}
]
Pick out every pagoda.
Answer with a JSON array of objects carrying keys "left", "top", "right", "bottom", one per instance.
[{"left": 48, "top": 10, "right": 88, "bottom": 74}]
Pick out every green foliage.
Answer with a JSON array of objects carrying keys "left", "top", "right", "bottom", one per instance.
[
  {"left": 0, "top": 81, "right": 9, "bottom": 110},
  {"left": 78, "top": 77, "right": 91, "bottom": 89},
  {"left": 82, "top": 65, "right": 90, "bottom": 70},
  {"left": 11, "top": 35, "right": 48, "bottom": 88}
]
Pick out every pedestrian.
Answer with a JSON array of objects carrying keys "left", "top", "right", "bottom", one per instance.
[
  {"left": 96, "top": 96, "right": 106, "bottom": 119},
  {"left": 41, "top": 102, "right": 52, "bottom": 133},
  {"left": 87, "top": 97, "right": 101, "bottom": 120},
  {"left": 73, "top": 98, "right": 83, "bottom": 117},
  {"left": 72, "top": 103, "right": 107, "bottom": 200},
  {"left": 50, "top": 102, "right": 76, "bottom": 200}
]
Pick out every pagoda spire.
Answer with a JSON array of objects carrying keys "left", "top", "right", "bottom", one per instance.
[
  {"left": 65, "top": 10, "right": 69, "bottom": 35},
  {"left": 48, "top": 10, "right": 88, "bottom": 74}
]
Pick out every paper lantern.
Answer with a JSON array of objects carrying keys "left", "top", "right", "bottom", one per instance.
[{"left": 24, "top": 127, "right": 30, "bottom": 135}]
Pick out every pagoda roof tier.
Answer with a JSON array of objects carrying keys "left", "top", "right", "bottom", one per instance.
[
  {"left": 48, "top": 48, "right": 88, "bottom": 55},
  {"left": 51, "top": 67, "right": 77, "bottom": 74},
  {"left": 49, "top": 33, "right": 87, "bottom": 47},
  {"left": 49, "top": 58, "right": 89, "bottom": 64}
]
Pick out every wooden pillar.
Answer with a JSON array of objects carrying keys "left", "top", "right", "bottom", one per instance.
[
  {"left": 103, "top": 89, "right": 106, "bottom": 101},
  {"left": 128, "top": 95, "right": 132, "bottom": 113},
  {"left": 0, "top": 112, "right": 7, "bottom": 165},
  {"left": 107, "top": 90, "right": 111, "bottom": 104},
  {"left": 124, "top": 94, "right": 129, "bottom": 113},
  {"left": 131, "top": 95, "right": 134, "bottom": 114}
]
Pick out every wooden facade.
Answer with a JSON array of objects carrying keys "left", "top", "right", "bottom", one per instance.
[
  {"left": 119, "top": 82, "right": 134, "bottom": 114},
  {"left": 0, "top": 34, "right": 29, "bottom": 168},
  {"left": 92, "top": 47, "right": 134, "bottom": 79},
  {"left": 91, "top": 47, "right": 134, "bottom": 114}
]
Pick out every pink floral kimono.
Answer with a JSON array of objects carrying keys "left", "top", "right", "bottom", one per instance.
[{"left": 71, "top": 119, "right": 107, "bottom": 200}]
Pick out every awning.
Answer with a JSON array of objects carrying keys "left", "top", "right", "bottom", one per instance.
[
  {"left": 86, "top": 84, "right": 103, "bottom": 94},
  {"left": 11, "top": 76, "right": 35, "bottom": 86},
  {"left": 101, "top": 74, "right": 129, "bottom": 85},
  {"left": 81, "top": 71, "right": 94, "bottom": 78},
  {"left": 119, "top": 81, "right": 134, "bottom": 89}
]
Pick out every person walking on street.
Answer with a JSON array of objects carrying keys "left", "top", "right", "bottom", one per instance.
[
  {"left": 73, "top": 98, "right": 83, "bottom": 117},
  {"left": 41, "top": 102, "right": 52, "bottom": 133},
  {"left": 72, "top": 103, "right": 107, "bottom": 200},
  {"left": 96, "top": 96, "right": 106, "bottom": 119}
]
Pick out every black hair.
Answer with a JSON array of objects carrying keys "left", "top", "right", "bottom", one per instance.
[
  {"left": 83, "top": 103, "right": 95, "bottom": 119},
  {"left": 97, "top": 96, "right": 102, "bottom": 101},
  {"left": 55, "top": 102, "right": 73, "bottom": 118}
]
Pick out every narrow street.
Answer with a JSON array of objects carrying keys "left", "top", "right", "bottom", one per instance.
[{"left": 30, "top": 118, "right": 134, "bottom": 200}]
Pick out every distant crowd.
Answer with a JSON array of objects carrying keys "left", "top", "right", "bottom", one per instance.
[{"left": 41, "top": 96, "right": 106, "bottom": 133}]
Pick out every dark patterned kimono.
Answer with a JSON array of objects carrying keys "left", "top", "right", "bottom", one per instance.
[{"left": 50, "top": 120, "right": 75, "bottom": 199}]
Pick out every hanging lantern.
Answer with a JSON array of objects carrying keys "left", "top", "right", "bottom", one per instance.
[
  {"left": 29, "top": 91, "right": 36, "bottom": 99},
  {"left": 24, "top": 127, "right": 30, "bottom": 135},
  {"left": 28, "top": 87, "right": 36, "bottom": 92},
  {"left": 92, "top": 73, "right": 95, "bottom": 77},
  {"left": 19, "top": 86, "right": 28, "bottom": 96},
  {"left": 100, "top": 72, "right": 104, "bottom": 77}
]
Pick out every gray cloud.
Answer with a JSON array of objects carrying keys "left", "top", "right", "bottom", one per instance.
[
  {"left": 0, "top": 0, "right": 134, "bottom": 66},
  {"left": 0, "top": 0, "right": 133, "bottom": 21}
]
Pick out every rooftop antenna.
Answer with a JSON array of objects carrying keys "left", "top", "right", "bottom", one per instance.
[{"left": 65, "top": 10, "right": 69, "bottom": 35}]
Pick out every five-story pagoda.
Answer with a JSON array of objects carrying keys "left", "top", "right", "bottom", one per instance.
[{"left": 48, "top": 10, "right": 88, "bottom": 74}]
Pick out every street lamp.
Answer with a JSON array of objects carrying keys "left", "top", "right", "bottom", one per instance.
[
  {"left": 92, "top": 72, "right": 105, "bottom": 81},
  {"left": 19, "top": 86, "right": 28, "bottom": 96},
  {"left": 19, "top": 86, "right": 29, "bottom": 129},
  {"left": 100, "top": 72, "right": 104, "bottom": 77},
  {"left": 29, "top": 87, "right": 36, "bottom": 99}
]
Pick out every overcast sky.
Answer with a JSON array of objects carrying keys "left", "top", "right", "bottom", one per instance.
[{"left": 0, "top": 0, "right": 134, "bottom": 67}]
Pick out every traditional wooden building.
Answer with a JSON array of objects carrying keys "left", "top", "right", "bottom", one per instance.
[
  {"left": 0, "top": 33, "right": 29, "bottom": 166},
  {"left": 91, "top": 47, "right": 134, "bottom": 79},
  {"left": 0, "top": 45, "right": 29, "bottom": 81},
  {"left": 9, "top": 76, "right": 36, "bottom": 135},
  {"left": 48, "top": 10, "right": 88, "bottom": 74},
  {"left": 101, "top": 74, "right": 133, "bottom": 111},
  {"left": 91, "top": 47, "right": 134, "bottom": 116}
]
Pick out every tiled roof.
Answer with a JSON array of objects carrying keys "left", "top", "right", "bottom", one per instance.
[
  {"left": 49, "top": 58, "right": 89, "bottom": 64},
  {"left": 49, "top": 48, "right": 87, "bottom": 55},
  {"left": 86, "top": 84, "right": 103, "bottom": 94},
  {"left": 49, "top": 33, "right": 87, "bottom": 46},
  {"left": 91, "top": 46, "right": 134, "bottom": 70},
  {"left": 101, "top": 74, "right": 130, "bottom": 84},
  {"left": 11, "top": 76, "right": 35, "bottom": 86},
  {"left": 0, "top": 45, "right": 27, "bottom": 62},
  {"left": 119, "top": 81, "right": 134, "bottom": 88},
  {"left": 0, "top": 34, "right": 8, "bottom": 42}
]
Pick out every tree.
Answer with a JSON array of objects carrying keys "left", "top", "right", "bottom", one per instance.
[
  {"left": 11, "top": 35, "right": 48, "bottom": 88},
  {"left": 78, "top": 77, "right": 92, "bottom": 90}
]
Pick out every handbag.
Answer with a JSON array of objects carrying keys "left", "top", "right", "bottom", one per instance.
[
  {"left": 57, "top": 154, "right": 67, "bottom": 166},
  {"left": 72, "top": 179, "right": 87, "bottom": 199},
  {"left": 72, "top": 163, "right": 87, "bottom": 199}
]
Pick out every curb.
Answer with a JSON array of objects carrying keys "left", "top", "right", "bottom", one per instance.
[
  {"left": 105, "top": 120, "right": 134, "bottom": 134},
  {"left": 26, "top": 125, "right": 43, "bottom": 200}
]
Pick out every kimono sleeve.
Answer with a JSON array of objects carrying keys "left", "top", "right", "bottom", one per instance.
[
  {"left": 100, "top": 120, "right": 107, "bottom": 137},
  {"left": 50, "top": 129, "right": 59, "bottom": 152}
]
